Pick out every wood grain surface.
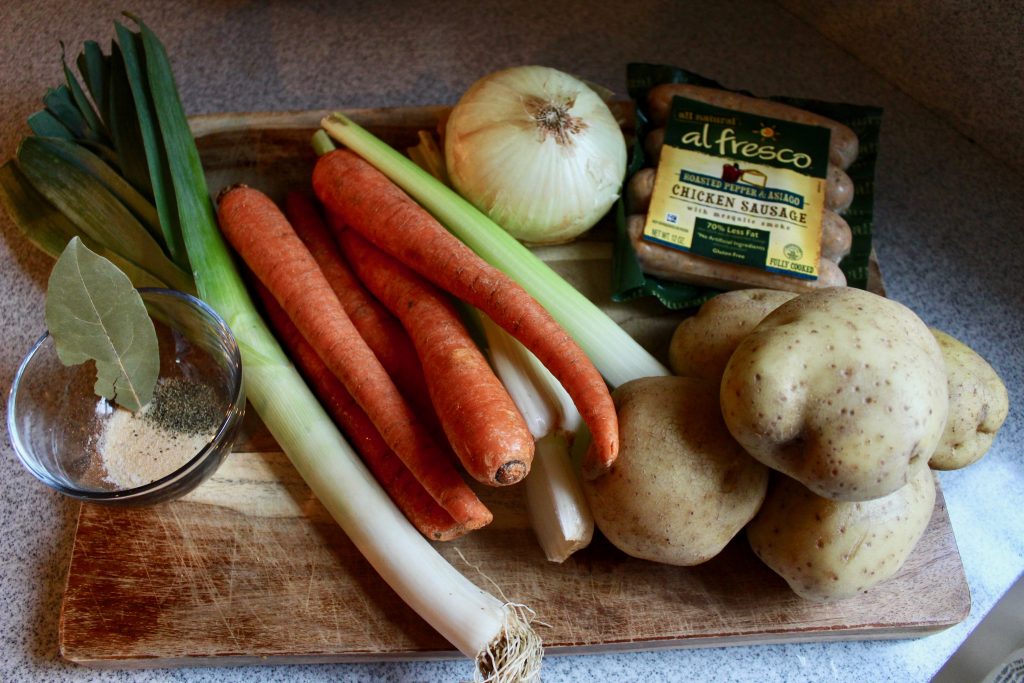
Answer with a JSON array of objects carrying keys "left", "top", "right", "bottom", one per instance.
[{"left": 58, "top": 108, "right": 969, "bottom": 667}]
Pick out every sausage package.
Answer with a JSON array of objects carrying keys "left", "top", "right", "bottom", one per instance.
[{"left": 613, "top": 63, "right": 883, "bottom": 310}]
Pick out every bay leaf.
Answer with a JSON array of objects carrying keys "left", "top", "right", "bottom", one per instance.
[{"left": 45, "top": 237, "right": 159, "bottom": 411}]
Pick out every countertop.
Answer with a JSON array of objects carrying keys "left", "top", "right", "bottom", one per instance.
[{"left": 1, "top": 1, "right": 1021, "bottom": 681}]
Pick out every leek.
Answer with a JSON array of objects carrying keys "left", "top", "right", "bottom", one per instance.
[
  {"left": 477, "top": 313, "right": 594, "bottom": 563},
  {"left": 321, "top": 113, "right": 670, "bottom": 388},
  {"left": 75, "top": 41, "right": 111, "bottom": 125},
  {"left": 1, "top": 18, "right": 544, "bottom": 680},
  {"left": 16, "top": 137, "right": 194, "bottom": 294},
  {"left": 128, "top": 16, "right": 542, "bottom": 681},
  {"left": 0, "top": 162, "right": 168, "bottom": 290},
  {"left": 116, "top": 22, "right": 188, "bottom": 267},
  {"left": 43, "top": 85, "right": 96, "bottom": 142},
  {"left": 29, "top": 136, "right": 161, "bottom": 239},
  {"left": 27, "top": 110, "right": 74, "bottom": 140},
  {"left": 61, "top": 43, "right": 109, "bottom": 143}
]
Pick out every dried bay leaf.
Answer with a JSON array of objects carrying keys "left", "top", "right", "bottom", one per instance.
[{"left": 45, "top": 237, "right": 159, "bottom": 411}]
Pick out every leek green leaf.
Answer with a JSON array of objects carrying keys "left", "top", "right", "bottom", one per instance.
[
  {"left": 30, "top": 110, "right": 120, "bottom": 168},
  {"left": 0, "top": 161, "right": 78, "bottom": 259},
  {"left": 30, "top": 136, "right": 161, "bottom": 241},
  {"left": 45, "top": 237, "right": 159, "bottom": 411},
  {"left": 28, "top": 110, "right": 74, "bottom": 140},
  {"left": 76, "top": 41, "right": 111, "bottom": 126},
  {"left": 0, "top": 161, "right": 173, "bottom": 290},
  {"left": 43, "top": 85, "right": 97, "bottom": 143},
  {"left": 17, "top": 137, "right": 195, "bottom": 295},
  {"left": 133, "top": 18, "right": 212, "bottom": 278},
  {"left": 114, "top": 24, "right": 186, "bottom": 269},
  {"left": 61, "top": 42, "right": 109, "bottom": 142},
  {"left": 107, "top": 39, "right": 157, "bottom": 202}
]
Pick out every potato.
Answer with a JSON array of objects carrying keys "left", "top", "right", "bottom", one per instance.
[
  {"left": 583, "top": 376, "right": 769, "bottom": 566},
  {"left": 929, "top": 329, "right": 1009, "bottom": 470},
  {"left": 747, "top": 462, "right": 936, "bottom": 602},
  {"left": 721, "top": 287, "right": 948, "bottom": 501},
  {"left": 669, "top": 289, "right": 797, "bottom": 382}
]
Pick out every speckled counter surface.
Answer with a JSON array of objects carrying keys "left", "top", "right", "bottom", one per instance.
[{"left": 1, "top": 2, "right": 1021, "bottom": 681}]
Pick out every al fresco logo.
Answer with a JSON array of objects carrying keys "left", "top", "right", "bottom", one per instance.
[{"left": 675, "top": 115, "right": 814, "bottom": 170}]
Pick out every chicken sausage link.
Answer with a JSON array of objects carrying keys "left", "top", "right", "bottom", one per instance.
[
  {"left": 826, "top": 164, "right": 854, "bottom": 213},
  {"left": 821, "top": 210, "right": 853, "bottom": 263}
]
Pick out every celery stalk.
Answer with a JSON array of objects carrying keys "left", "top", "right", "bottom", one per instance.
[
  {"left": 477, "top": 312, "right": 594, "bottom": 563},
  {"left": 321, "top": 113, "right": 669, "bottom": 388},
  {"left": 527, "top": 433, "right": 594, "bottom": 562}
]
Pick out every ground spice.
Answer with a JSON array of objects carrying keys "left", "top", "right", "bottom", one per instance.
[
  {"left": 146, "top": 377, "right": 222, "bottom": 435},
  {"left": 96, "top": 377, "right": 222, "bottom": 489}
]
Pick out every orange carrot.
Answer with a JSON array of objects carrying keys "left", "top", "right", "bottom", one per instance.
[
  {"left": 283, "top": 191, "right": 435, "bottom": 417},
  {"left": 312, "top": 149, "right": 618, "bottom": 479},
  {"left": 338, "top": 226, "right": 534, "bottom": 486},
  {"left": 217, "top": 184, "right": 491, "bottom": 530},
  {"left": 252, "top": 279, "right": 466, "bottom": 541}
]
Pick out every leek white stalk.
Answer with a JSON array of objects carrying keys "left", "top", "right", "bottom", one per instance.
[
  {"left": 134, "top": 21, "right": 541, "bottom": 679},
  {"left": 444, "top": 66, "right": 627, "bottom": 245},
  {"left": 321, "top": 114, "right": 670, "bottom": 388},
  {"left": 240, "top": 344, "right": 541, "bottom": 678},
  {"left": 180, "top": 158, "right": 542, "bottom": 683},
  {"left": 478, "top": 312, "right": 594, "bottom": 563}
]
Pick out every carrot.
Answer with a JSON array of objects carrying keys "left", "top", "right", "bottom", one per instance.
[
  {"left": 282, "top": 191, "right": 435, "bottom": 418},
  {"left": 312, "top": 149, "right": 619, "bottom": 479},
  {"left": 252, "top": 279, "right": 466, "bottom": 541},
  {"left": 217, "top": 184, "right": 491, "bottom": 530},
  {"left": 338, "top": 226, "right": 534, "bottom": 486}
]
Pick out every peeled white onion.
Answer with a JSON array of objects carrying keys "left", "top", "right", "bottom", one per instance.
[{"left": 444, "top": 65, "right": 627, "bottom": 245}]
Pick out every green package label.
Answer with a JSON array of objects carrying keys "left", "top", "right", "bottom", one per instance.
[
  {"left": 666, "top": 98, "right": 831, "bottom": 178},
  {"left": 690, "top": 218, "right": 770, "bottom": 267},
  {"left": 641, "top": 95, "right": 829, "bottom": 280}
]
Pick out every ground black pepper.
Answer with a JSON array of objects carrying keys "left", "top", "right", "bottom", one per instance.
[{"left": 145, "top": 377, "right": 222, "bottom": 436}]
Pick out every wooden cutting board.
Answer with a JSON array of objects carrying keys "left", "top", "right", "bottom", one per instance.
[{"left": 58, "top": 107, "right": 970, "bottom": 667}]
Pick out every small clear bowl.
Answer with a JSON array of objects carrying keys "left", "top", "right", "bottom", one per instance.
[{"left": 7, "top": 288, "right": 245, "bottom": 506}]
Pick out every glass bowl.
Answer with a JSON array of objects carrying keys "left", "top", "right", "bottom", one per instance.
[{"left": 7, "top": 288, "right": 245, "bottom": 506}]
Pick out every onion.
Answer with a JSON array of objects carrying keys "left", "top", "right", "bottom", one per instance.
[{"left": 444, "top": 66, "right": 627, "bottom": 245}]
